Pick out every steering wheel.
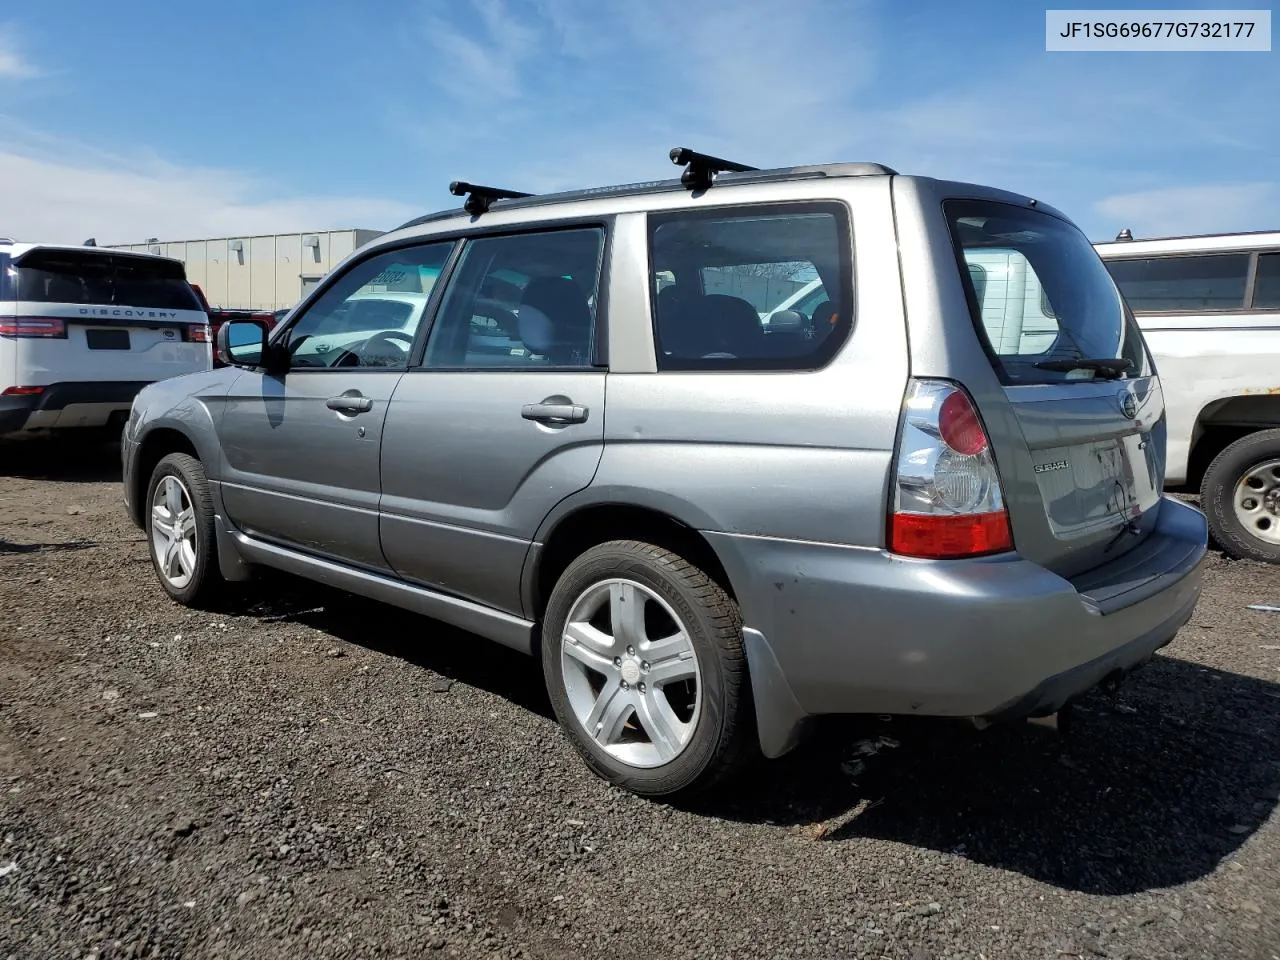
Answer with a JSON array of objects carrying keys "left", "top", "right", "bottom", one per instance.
[{"left": 333, "top": 330, "right": 414, "bottom": 368}]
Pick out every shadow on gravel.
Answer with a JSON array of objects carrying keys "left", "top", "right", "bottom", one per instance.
[
  {"left": 705, "top": 654, "right": 1280, "bottom": 895},
  {"left": 202, "top": 569, "right": 1277, "bottom": 897},
  {"left": 222, "top": 575, "right": 554, "bottom": 719},
  {"left": 0, "top": 538, "right": 100, "bottom": 554},
  {"left": 0, "top": 437, "right": 122, "bottom": 483}
]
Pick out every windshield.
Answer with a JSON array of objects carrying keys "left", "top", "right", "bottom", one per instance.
[
  {"left": 6, "top": 249, "right": 201, "bottom": 311},
  {"left": 946, "top": 200, "right": 1149, "bottom": 384}
]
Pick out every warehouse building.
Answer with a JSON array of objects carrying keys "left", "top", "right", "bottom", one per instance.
[{"left": 110, "top": 228, "right": 384, "bottom": 311}]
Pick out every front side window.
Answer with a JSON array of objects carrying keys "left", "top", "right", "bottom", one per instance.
[
  {"left": 283, "top": 242, "right": 453, "bottom": 370},
  {"left": 423, "top": 227, "right": 604, "bottom": 370},
  {"left": 947, "top": 200, "right": 1149, "bottom": 385},
  {"left": 649, "top": 204, "right": 852, "bottom": 371},
  {"left": 1252, "top": 252, "right": 1280, "bottom": 309},
  {"left": 1104, "top": 253, "right": 1251, "bottom": 313}
]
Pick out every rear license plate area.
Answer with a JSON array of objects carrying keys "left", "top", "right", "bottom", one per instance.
[{"left": 86, "top": 329, "right": 130, "bottom": 350}]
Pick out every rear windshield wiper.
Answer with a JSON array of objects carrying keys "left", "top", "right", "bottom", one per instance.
[{"left": 1032, "top": 357, "right": 1133, "bottom": 379}]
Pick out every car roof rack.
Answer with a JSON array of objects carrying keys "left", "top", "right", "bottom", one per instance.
[
  {"left": 449, "top": 180, "right": 534, "bottom": 216},
  {"left": 669, "top": 147, "right": 758, "bottom": 191}
]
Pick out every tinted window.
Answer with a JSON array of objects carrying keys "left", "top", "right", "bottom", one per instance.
[
  {"left": 284, "top": 242, "right": 452, "bottom": 370},
  {"left": 1104, "top": 254, "right": 1251, "bottom": 313},
  {"left": 10, "top": 250, "right": 201, "bottom": 310},
  {"left": 423, "top": 228, "right": 603, "bottom": 370},
  {"left": 0, "top": 253, "right": 11, "bottom": 301},
  {"left": 947, "top": 200, "right": 1148, "bottom": 384},
  {"left": 649, "top": 205, "right": 851, "bottom": 371},
  {"left": 1253, "top": 252, "right": 1280, "bottom": 309}
]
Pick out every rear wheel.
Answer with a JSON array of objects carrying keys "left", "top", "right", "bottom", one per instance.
[
  {"left": 145, "top": 452, "right": 224, "bottom": 606},
  {"left": 541, "top": 540, "right": 755, "bottom": 797},
  {"left": 1201, "top": 429, "right": 1280, "bottom": 563}
]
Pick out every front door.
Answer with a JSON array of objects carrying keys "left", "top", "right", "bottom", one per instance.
[
  {"left": 217, "top": 240, "right": 455, "bottom": 570},
  {"left": 379, "top": 226, "right": 608, "bottom": 615}
]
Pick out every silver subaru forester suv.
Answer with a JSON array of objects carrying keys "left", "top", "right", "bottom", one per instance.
[{"left": 122, "top": 148, "right": 1208, "bottom": 798}]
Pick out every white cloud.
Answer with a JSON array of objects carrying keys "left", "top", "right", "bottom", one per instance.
[
  {"left": 422, "top": 0, "right": 538, "bottom": 102},
  {"left": 0, "top": 134, "right": 418, "bottom": 244},
  {"left": 0, "top": 25, "right": 38, "bottom": 78},
  {"left": 1094, "top": 183, "right": 1279, "bottom": 238}
]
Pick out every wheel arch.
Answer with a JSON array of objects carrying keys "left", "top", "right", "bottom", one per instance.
[
  {"left": 129, "top": 424, "right": 204, "bottom": 527},
  {"left": 1188, "top": 394, "right": 1280, "bottom": 489},
  {"left": 524, "top": 495, "right": 736, "bottom": 624},
  {"left": 523, "top": 491, "right": 809, "bottom": 760}
]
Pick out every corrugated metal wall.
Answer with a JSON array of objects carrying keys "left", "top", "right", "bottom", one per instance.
[{"left": 111, "top": 229, "right": 383, "bottom": 310}]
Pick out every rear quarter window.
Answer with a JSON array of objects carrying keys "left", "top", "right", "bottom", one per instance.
[{"left": 648, "top": 202, "right": 853, "bottom": 371}]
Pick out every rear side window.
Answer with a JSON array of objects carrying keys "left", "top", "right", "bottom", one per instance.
[
  {"left": 1253, "top": 252, "right": 1280, "bottom": 309},
  {"left": 10, "top": 250, "right": 202, "bottom": 311},
  {"left": 0, "top": 253, "right": 11, "bottom": 301},
  {"left": 947, "top": 200, "right": 1148, "bottom": 385},
  {"left": 1103, "top": 254, "right": 1251, "bottom": 313},
  {"left": 648, "top": 203, "right": 851, "bottom": 371}
]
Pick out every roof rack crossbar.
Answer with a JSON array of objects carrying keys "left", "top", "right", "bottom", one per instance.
[
  {"left": 449, "top": 180, "right": 534, "bottom": 216},
  {"left": 669, "top": 147, "right": 758, "bottom": 192}
]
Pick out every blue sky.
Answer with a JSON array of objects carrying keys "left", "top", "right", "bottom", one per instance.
[{"left": 1, "top": 0, "right": 1276, "bottom": 244}]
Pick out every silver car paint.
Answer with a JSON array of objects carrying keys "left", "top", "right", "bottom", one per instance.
[{"left": 123, "top": 169, "right": 1207, "bottom": 760}]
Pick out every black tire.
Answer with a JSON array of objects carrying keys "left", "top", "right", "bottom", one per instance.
[
  {"left": 1200, "top": 428, "right": 1280, "bottom": 563},
  {"left": 541, "top": 540, "right": 756, "bottom": 798},
  {"left": 144, "top": 452, "right": 225, "bottom": 607}
]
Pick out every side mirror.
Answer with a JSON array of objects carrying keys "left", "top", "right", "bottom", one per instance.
[{"left": 216, "top": 319, "right": 269, "bottom": 369}]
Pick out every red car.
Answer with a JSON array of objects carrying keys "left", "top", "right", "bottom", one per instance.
[{"left": 189, "top": 284, "right": 281, "bottom": 366}]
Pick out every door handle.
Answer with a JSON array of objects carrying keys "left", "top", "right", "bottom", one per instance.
[
  {"left": 522, "top": 401, "right": 588, "bottom": 424},
  {"left": 326, "top": 394, "right": 373, "bottom": 414}
]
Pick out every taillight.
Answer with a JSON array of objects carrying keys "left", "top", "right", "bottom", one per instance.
[
  {"left": 0, "top": 317, "right": 67, "bottom": 338},
  {"left": 188, "top": 324, "right": 211, "bottom": 343},
  {"left": 888, "top": 379, "right": 1013, "bottom": 559},
  {"left": 1, "top": 385, "right": 45, "bottom": 396}
]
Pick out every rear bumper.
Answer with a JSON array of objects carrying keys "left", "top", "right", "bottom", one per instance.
[
  {"left": 0, "top": 380, "right": 149, "bottom": 434},
  {"left": 705, "top": 495, "right": 1208, "bottom": 757}
]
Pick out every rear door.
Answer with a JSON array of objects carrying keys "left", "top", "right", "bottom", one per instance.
[
  {"left": 6, "top": 248, "right": 210, "bottom": 386},
  {"left": 945, "top": 200, "right": 1164, "bottom": 578},
  {"left": 378, "top": 225, "right": 608, "bottom": 616}
]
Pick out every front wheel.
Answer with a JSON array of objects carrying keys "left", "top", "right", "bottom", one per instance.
[
  {"left": 145, "top": 452, "right": 224, "bottom": 606},
  {"left": 541, "top": 540, "right": 756, "bottom": 798},
  {"left": 1201, "top": 429, "right": 1280, "bottom": 563}
]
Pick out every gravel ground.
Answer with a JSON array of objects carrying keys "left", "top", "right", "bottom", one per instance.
[{"left": 3, "top": 439, "right": 1280, "bottom": 960}]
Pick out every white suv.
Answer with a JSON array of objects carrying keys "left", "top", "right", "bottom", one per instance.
[{"left": 0, "top": 241, "right": 211, "bottom": 438}]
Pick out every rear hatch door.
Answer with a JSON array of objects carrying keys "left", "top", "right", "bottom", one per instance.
[
  {"left": 946, "top": 200, "right": 1164, "bottom": 579},
  {"left": 8, "top": 247, "right": 209, "bottom": 378}
]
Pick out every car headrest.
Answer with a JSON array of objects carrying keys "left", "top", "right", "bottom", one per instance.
[
  {"left": 703, "top": 294, "right": 764, "bottom": 356},
  {"left": 516, "top": 276, "right": 593, "bottom": 361},
  {"left": 807, "top": 300, "right": 837, "bottom": 328},
  {"left": 768, "top": 309, "right": 805, "bottom": 332}
]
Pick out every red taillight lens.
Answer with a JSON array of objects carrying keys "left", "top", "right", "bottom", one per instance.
[
  {"left": 889, "top": 511, "right": 1012, "bottom": 559},
  {"left": 1, "top": 385, "right": 45, "bottom": 397},
  {"left": 938, "top": 390, "right": 987, "bottom": 455},
  {"left": 888, "top": 379, "right": 1013, "bottom": 560},
  {"left": 0, "top": 317, "right": 67, "bottom": 338},
  {"left": 188, "top": 324, "right": 211, "bottom": 343}
]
